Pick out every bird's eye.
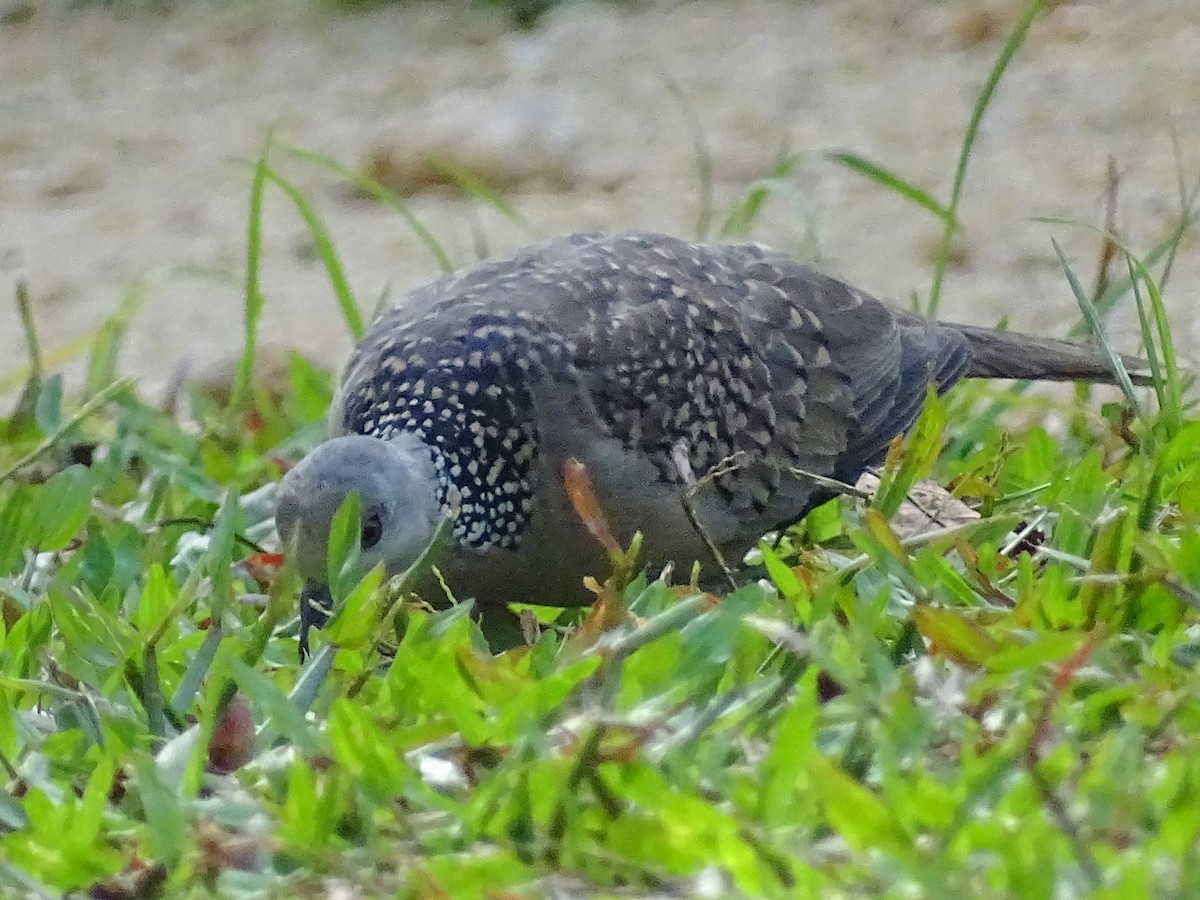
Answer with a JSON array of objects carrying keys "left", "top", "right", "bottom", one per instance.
[{"left": 361, "top": 508, "right": 384, "bottom": 550}]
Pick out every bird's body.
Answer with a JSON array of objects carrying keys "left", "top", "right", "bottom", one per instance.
[{"left": 276, "top": 231, "right": 1134, "bottom": 641}]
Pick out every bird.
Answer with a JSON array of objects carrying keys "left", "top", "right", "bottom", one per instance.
[{"left": 275, "top": 230, "right": 1143, "bottom": 653}]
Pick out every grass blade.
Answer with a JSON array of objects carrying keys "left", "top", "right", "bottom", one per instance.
[
  {"left": 259, "top": 164, "right": 364, "bottom": 341},
  {"left": 1158, "top": 133, "right": 1200, "bottom": 292},
  {"left": 662, "top": 72, "right": 715, "bottom": 240},
  {"left": 1034, "top": 209, "right": 1200, "bottom": 334},
  {"left": 0, "top": 376, "right": 133, "bottom": 483},
  {"left": 928, "top": 0, "right": 1043, "bottom": 315},
  {"left": 289, "top": 642, "right": 335, "bottom": 716},
  {"left": 0, "top": 861, "right": 56, "bottom": 899},
  {"left": 1051, "top": 238, "right": 1142, "bottom": 416},
  {"left": 946, "top": 205, "right": 1196, "bottom": 460},
  {"left": 169, "top": 623, "right": 224, "bottom": 718},
  {"left": 14, "top": 280, "right": 42, "bottom": 384},
  {"left": 279, "top": 142, "right": 454, "bottom": 274},
  {"left": 824, "top": 149, "right": 957, "bottom": 227},
  {"left": 420, "top": 153, "right": 536, "bottom": 236},
  {"left": 1128, "top": 255, "right": 1183, "bottom": 437},
  {"left": 231, "top": 134, "right": 270, "bottom": 410},
  {"left": 718, "top": 153, "right": 819, "bottom": 256},
  {"left": 83, "top": 281, "right": 143, "bottom": 400}
]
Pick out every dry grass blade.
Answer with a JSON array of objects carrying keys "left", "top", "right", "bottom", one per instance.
[
  {"left": 1089, "top": 157, "right": 1122, "bottom": 300},
  {"left": 562, "top": 458, "right": 623, "bottom": 566}
]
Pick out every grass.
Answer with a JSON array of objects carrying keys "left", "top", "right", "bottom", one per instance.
[{"left": 3, "top": 5, "right": 1200, "bottom": 899}]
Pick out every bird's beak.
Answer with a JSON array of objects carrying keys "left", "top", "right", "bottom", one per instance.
[{"left": 298, "top": 581, "right": 334, "bottom": 661}]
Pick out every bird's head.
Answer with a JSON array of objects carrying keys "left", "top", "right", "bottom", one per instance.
[{"left": 274, "top": 433, "right": 442, "bottom": 654}]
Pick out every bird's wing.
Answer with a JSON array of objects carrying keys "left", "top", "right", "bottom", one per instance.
[
  {"left": 726, "top": 247, "right": 973, "bottom": 479},
  {"left": 542, "top": 234, "right": 861, "bottom": 530}
]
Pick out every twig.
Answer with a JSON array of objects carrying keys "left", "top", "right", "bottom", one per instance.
[
  {"left": 1090, "top": 157, "right": 1121, "bottom": 301},
  {"left": 860, "top": 465, "right": 958, "bottom": 527},
  {"left": 820, "top": 465, "right": 980, "bottom": 532},
  {"left": 155, "top": 517, "right": 268, "bottom": 555},
  {"left": 789, "top": 465, "right": 872, "bottom": 500},
  {"left": 1000, "top": 509, "right": 1049, "bottom": 557},
  {"left": 672, "top": 441, "right": 738, "bottom": 590},
  {"left": 686, "top": 450, "right": 749, "bottom": 495},
  {"left": 1021, "top": 635, "right": 1104, "bottom": 890}
]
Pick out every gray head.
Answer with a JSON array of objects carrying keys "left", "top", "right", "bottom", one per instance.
[{"left": 275, "top": 433, "right": 442, "bottom": 651}]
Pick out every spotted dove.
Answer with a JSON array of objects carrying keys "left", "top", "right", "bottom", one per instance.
[{"left": 275, "top": 231, "right": 1141, "bottom": 650}]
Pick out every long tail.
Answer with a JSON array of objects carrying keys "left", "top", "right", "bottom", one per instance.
[{"left": 953, "top": 324, "right": 1152, "bottom": 386}]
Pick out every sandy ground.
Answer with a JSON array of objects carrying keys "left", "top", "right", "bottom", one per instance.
[{"left": 1, "top": 0, "right": 1198, "bottom": 399}]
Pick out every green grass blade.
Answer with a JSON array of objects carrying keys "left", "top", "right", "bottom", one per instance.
[
  {"left": 259, "top": 164, "right": 364, "bottom": 341},
  {"left": 420, "top": 153, "right": 536, "bottom": 236},
  {"left": 1158, "top": 134, "right": 1200, "bottom": 291},
  {"left": 1034, "top": 209, "right": 1200, "bottom": 333},
  {"left": 279, "top": 142, "right": 454, "bottom": 273},
  {"left": 823, "top": 149, "right": 957, "bottom": 227},
  {"left": 289, "top": 643, "right": 335, "bottom": 716},
  {"left": 142, "top": 643, "right": 167, "bottom": 738},
  {"left": 1128, "top": 255, "right": 1183, "bottom": 437},
  {"left": 14, "top": 280, "right": 42, "bottom": 383},
  {"left": 231, "top": 135, "right": 270, "bottom": 410},
  {"left": 83, "top": 281, "right": 143, "bottom": 400},
  {"left": 947, "top": 203, "right": 1196, "bottom": 459},
  {"left": 718, "top": 152, "right": 819, "bottom": 256},
  {"left": 1051, "top": 238, "right": 1142, "bottom": 416},
  {"left": 0, "top": 376, "right": 133, "bottom": 483},
  {"left": 928, "top": 0, "right": 1043, "bottom": 315},
  {"left": 0, "top": 862, "right": 55, "bottom": 900},
  {"left": 5, "top": 281, "right": 43, "bottom": 441},
  {"left": 719, "top": 173, "right": 815, "bottom": 245},
  {"left": 662, "top": 72, "right": 715, "bottom": 240},
  {"left": 169, "top": 623, "right": 224, "bottom": 718}
]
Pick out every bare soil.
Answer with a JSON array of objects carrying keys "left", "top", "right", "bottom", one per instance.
[{"left": 2, "top": 0, "right": 1198, "bottom": 397}]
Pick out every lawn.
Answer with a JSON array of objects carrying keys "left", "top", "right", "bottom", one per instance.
[{"left": 1, "top": 2, "right": 1199, "bottom": 897}]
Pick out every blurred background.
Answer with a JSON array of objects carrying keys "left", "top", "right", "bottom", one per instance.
[{"left": 1, "top": 0, "right": 1197, "bottom": 398}]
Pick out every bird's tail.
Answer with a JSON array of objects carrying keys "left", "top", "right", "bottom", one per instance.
[{"left": 954, "top": 324, "right": 1152, "bottom": 386}]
